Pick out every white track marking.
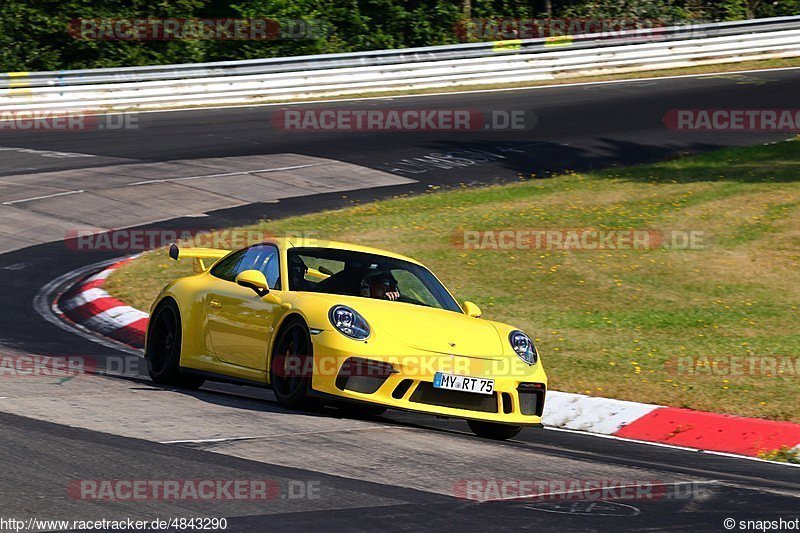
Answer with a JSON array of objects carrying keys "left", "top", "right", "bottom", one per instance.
[
  {"left": 4, "top": 163, "right": 327, "bottom": 205},
  {"left": 0, "top": 146, "right": 97, "bottom": 158},
  {"left": 2, "top": 189, "right": 85, "bottom": 206},
  {"left": 128, "top": 162, "right": 325, "bottom": 186},
  {"left": 543, "top": 426, "right": 800, "bottom": 468}
]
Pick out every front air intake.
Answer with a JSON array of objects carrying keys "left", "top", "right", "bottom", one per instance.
[{"left": 335, "top": 357, "right": 396, "bottom": 394}]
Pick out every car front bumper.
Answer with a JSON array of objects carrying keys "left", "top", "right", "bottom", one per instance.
[{"left": 307, "top": 330, "right": 547, "bottom": 426}]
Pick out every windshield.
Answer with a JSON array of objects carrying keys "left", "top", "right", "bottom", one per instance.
[{"left": 287, "top": 247, "right": 462, "bottom": 313}]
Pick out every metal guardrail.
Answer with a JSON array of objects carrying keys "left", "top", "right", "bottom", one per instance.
[
  {"left": 1, "top": 16, "right": 799, "bottom": 111},
  {"left": 3, "top": 15, "right": 799, "bottom": 88}
]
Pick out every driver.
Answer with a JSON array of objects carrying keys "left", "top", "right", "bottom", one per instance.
[
  {"left": 288, "top": 255, "right": 310, "bottom": 291},
  {"left": 360, "top": 270, "right": 400, "bottom": 301}
]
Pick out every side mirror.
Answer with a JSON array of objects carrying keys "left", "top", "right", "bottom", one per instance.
[
  {"left": 462, "top": 301, "right": 482, "bottom": 318},
  {"left": 235, "top": 269, "right": 270, "bottom": 297}
]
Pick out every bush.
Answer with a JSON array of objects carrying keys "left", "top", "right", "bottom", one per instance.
[{"left": 0, "top": 0, "right": 780, "bottom": 72}]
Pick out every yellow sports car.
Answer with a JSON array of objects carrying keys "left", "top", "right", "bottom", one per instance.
[{"left": 146, "top": 238, "right": 547, "bottom": 439}]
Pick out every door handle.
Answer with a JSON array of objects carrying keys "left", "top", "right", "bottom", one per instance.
[{"left": 209, "top": 299, "right": 222, "bottom": 309}]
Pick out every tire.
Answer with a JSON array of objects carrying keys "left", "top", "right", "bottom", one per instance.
[
  {"left": 467, "top": 420, "right": 523, "bottom": 440},
  {"left": 145, "top": 300, "right": 205, "bottom": 389},
  {"left": 270, "top": 318, "right": 316, "bottom": 409}
]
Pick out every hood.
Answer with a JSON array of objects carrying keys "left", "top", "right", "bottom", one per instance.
[{"left": 306, "top": 293, "right": 505, "bottom": 357}]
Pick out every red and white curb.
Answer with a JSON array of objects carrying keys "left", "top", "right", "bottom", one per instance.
[
  {"left": 545, "top": 392, "right": 800, "bottom": 458},
  {"left": 56, "top": 258, "right": 149, "bottom": 348},
  {"left": 56, "top": 260, "right": 800, "bottom": 460}
]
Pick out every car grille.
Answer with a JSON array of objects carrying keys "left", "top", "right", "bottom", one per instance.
[{"left": 409, "top": 382, "right": 498, "bottom": 413}]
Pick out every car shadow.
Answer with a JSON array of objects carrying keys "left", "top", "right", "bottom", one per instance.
[{"left": 105, "top": 370, "right": 482, "bottom": 439}]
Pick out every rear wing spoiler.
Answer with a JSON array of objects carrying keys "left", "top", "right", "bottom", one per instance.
[{"left": 168, "top": 243, "right": 229, "bottom": 272}]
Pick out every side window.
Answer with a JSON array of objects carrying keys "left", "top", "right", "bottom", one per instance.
[
  {"left": 211, "top": 244, "right": 281, "bottom": 289},
  {"left": 263, "top": 253, "right": 281, "bottom": 290},
  {"left": 238, "top": 244, "right": 281, "bottom": 289},
  {"left": 209, "top": 249, "right": 247, "bottom": 282}
]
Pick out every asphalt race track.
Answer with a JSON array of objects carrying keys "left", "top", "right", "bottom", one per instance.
[{"left": 1, "top": 69, "right": 799, "bottom": 531}]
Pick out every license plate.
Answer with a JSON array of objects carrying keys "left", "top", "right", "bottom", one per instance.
[{"left": 433, "top": 372, "right": 494, "bottom": 395}]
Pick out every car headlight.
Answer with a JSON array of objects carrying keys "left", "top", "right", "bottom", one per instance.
[
  {"left": 329, "top": 305, "right": 370, "bottom": 340},
  {"left": 509, "top": 330, "right": 538, "bottom": 364}
]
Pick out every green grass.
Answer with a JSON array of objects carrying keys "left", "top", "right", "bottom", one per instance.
[
  {"left": 757, "top": 446, "right": 800, "bottom": 464},
  {"left": 105, "top": 138, "right": 800, "bottom": 422}
]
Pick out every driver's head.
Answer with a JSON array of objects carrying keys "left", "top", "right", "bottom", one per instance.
[
  {"left": 360, "top": 270, "right": 398, "bottom": 299},
  {"left": 288, "top": 255, "right": 308, "bottom": 289}
]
